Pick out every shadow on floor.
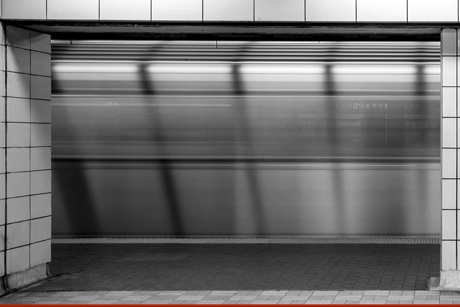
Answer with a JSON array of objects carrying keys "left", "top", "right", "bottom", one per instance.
[{"left": 30, "top": 243, "right": 439, "bottom": 291}]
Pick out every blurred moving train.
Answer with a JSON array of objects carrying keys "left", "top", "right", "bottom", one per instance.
[{"left": 51, "top": 40, "right": 441, "bottom": 237}]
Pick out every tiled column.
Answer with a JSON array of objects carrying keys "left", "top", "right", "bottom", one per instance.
[
  {"left": 439, "top": 29, "right": 460, "bottom": 289},
  {"left": 0, "top": 25, "right": 51, "bottom": 293}
]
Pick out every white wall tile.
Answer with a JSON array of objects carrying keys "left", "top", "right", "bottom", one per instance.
[
  {"left": 31, "top": 76, "right": 51, "bottom": 100},
  {"left": 31, "top": 124, "right": 51, "bottom": 147},
  {"left": 443, "top": 149, "right": 456, "bottom": 178},
  {"left": 357, "top": 0, "right": 406, "bottom": 22},
  {"left": 0, "top": 123, "right": 5, "bottom": 148},
  {"left": 152, "top": 0, "right": 202, "bottom": 21},
  {"left": 255, "top": 0, "right": 304, "bottom": 21},
  {"left": 443, "top": 29, "right": 457, "bottom": 56},
  {"left": 0, "top": 150, "right": 4, "bottom": 174},
  {"left": 7, "top": 196, "right": 29, "bottom": 224},
  {"left": 443, "top": 118, "right": 457, "bottom": 147},
  {"left": 6, "top": 172, "right": 29, "bottom": 198},
  {"left": 0, "top": 176, "right": 5, "bottom": 200},
  {"left": 0, "top": 227, "right": 4, "bottom": 251},
  {"left": 0, "top": 200, "right": 5, "bottom": 226},
  {"left": 306, "top": 0, "right": 356, "bottom": 22},
  {"left": 7, "top": 98, "right": 30, "bottom": 123},
  {"left": 30, "top": 32, "right": 51, "bottom": 54},
  {"left": 7, "top": 73, "right": 30, "bottom": 99},
  {"left": 0, "top": 252, "right": 4, "bottom": 276},
  {"left": 101, "top": 0, "right": 150, "bottom": 20},
  {"left": 442, "top": 210, "right": 457, "bottom": 240},
  {"left": 6, "top": 245, "right": 29, "bottom": 274},
  {"left": 31, "top": 147, "right": 51, "bottom": 171},
  {"left": 7, "top": 148, "right": 30, "bottom": 173},
  {"left": 48, "top": 0, "right": 99, "bottom": 20},
  {"left": 443, "top": 240, "right": 457, "bottom": 270},
  {"left": 443, "top": 179, "right": 457, "bottom": 209},
  {"left": 31, "top": 100, "right": 51, "bottom": 123},
  {"left": 31, "top": 52, "right": 51, "bottom": 77},
  {"left": 204, "top": 0, "right": 254, "bottom": 21},
  {"left": 443, "top": 87, "right": 457, "bottom": 117},
  {"left": 6, "top": 27, "right": 30, "bottom": 50},
  {"left": 30, "top": 170, "right": 51, "bottom": 195},
  {"left": 7, "top": 123, "right": 30, "bottom": 147},
  {"left": 31, "top": 217, "right": 51, "bottom": 243},
  {"left": 30, "top": 240, "right": 51, "bottom": 267},
  {"left": 443, "top": 56, "right": 456, "bottom": 86},
  {"left": 6, "top": 221, "right": 29, "bottom": 249},
  {"left": 31, "top": 193, "right": 51, "bottom": 219},
  {"left": 0, "top": 74, "right": 5, "bottom": 98},
  {"left": 2, "top": 0, "right": 46, "bottom": 20},
  {"left": 7, "top": 47, "right": 30, "bottom": 74},
  {"left": 408, "top": 0, "right": 458, "bottom": 22}
]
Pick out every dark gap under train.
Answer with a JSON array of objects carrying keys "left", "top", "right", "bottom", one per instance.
[{"left": 51, "top": 40, "right": 441, "bottom": 237}]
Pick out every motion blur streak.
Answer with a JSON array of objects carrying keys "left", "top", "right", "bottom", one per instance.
[{"left": 51, "top": 40, "right": 440, "bottom": 237}]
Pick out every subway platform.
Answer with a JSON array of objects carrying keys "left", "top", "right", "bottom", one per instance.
[{"left": 0, "top": 237, "right": 453, "bottom": 304}]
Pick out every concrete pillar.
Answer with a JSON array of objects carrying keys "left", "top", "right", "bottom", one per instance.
[
  {"left": 438, "top": 28, "right": 460, "bottom": 290},
  {"left": 0, "top": 24, "right": 51, "bottom": 294}
]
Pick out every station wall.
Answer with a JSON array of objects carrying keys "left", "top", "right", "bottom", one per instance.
[{"left": 0, "top": 0, "right": 459, "bottom": 293}]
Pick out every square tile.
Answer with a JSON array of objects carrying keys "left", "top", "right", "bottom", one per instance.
[
  {"left": 443, "top": 240, "right": 457, "bottom": 270},
  {"left": 31, "top": 147, "right": 51, "bottom": 171},
  {"left": 255, "top": 0, "right": 304, "bottom": 21},
  {"left": 443, "top": 179, "right": 456, "bottom": 209},
  {"left": 0, "top": 176, "right": 4, "bottom": 199},
  {"left": 443, "top": 118, "right": 456, "bottom": 147},
  {"left": 7, "top": 72, "right": 31, "bottom": 99},
  {"left": 101, "top": 0, "right": 151, "bottom": 20},
  {"left": 31, "top": 124, "right": 51, "bottom": 147},
  {"left": 30, "top": 240, "right": 51, "bottom": 267},
  {"left": 443, "top": 87, "right": 456, "bottom": 117},
  {"left": 6, "top": 46, "right": 30, "bottom": 74},
  {"left": 6, "top": 221, "right": 30, "bottom": 249},
  {"left": 31, "top": 76, "right": 51, "bottom": 100},
  {"left": 204, "top": 0, "right": 254, "bottom": 21},
  {"left": 2, "top": 0, "right": 46, "bottom": 19},
  {"left": 7, "top": 148, "right": 30, "bottom": 173},
  {"left": 7, "top": 97, "right": 30, "bottom": 123},
  {"left": 31, "top": 100, "right": 51, "bottom": 123},
  {"left": 6, "top": 245, "right": 29, "bottom": 274},
  {"left": 6, "top": 172, "right": 29, "bottom": 198},
  {"left": 408, "top": 0, "right": 458, "bottom": 22},
  {"left": 443, "top": 29, "right": 457, "bottom": 56},
  {"left": 31, "top": 51, "right": 51, "bottom": 77},
  {"left": 31, "top": 193, "right": 51, "bottom": 219},
  {"left": 7, "top": 196, "right": 30, "bottom": 224},
  {"left": 6, "top": 26, "right": 30, "bottom": 49},
  {"left": 31, "top": 216, "right": 51, "bottom": 243},
  {"left": 30, "top": 32, "right": 51, "bottom": 54},
  {"left": 48, "top": 0, "right": 99, "bottom": 20},
  {"left": 443, "top": 56, "right": 456, "bottom": 86},
  {"left": 357, "top": 0, "right": 407, "bottom": 22},
  {"left": 152, "top": 0, "right": 202, "bottom": 21},
  {"left": 306, "top": 0, "right": 356, "bottom": 22},
  {"left": 442, "top": 210, "right": 456, "bottom": 240},
  {"left": 7, "top": 123, "right": 30, "bottom": 147},
  {"left": 30, "top": 170, "right": 51, "bottom": 195},
  {"left": 0, "top": 200, "right": 5, "bottom": 226}
]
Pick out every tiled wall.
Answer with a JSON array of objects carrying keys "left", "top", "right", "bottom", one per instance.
[
  {"left": 0, "top": 26, "right": 51, "bottom": 281},
  {"left": 2, "top": 0, "right": 460, "bottom": 22},
  {"left": 442, "top": 29, "right": 460, "bottom": 273}
]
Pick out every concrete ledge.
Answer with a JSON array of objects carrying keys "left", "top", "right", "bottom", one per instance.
[
  {"left": 2, "top": 264, "right": 48, "bottom": 294},
  {"left": 429, "top": 271, "right": 460, "bottom": 290}
]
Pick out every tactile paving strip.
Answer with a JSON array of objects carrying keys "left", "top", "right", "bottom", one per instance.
[{"left": 53, "top": 236, "right": 440, "bottom": 244}]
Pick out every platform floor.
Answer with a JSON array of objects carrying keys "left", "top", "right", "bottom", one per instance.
[{"left": 0, "top": 238, "right": 444, "bottom": 304}]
